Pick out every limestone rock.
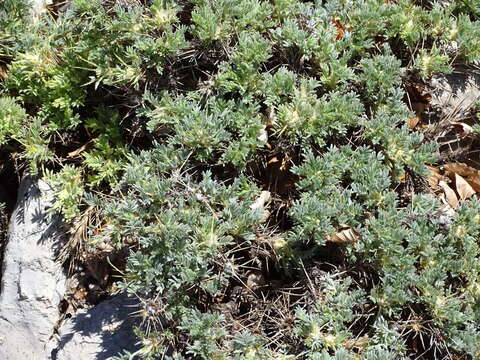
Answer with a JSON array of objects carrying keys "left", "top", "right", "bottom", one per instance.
[
  {"left": 31, "top": 0, "right": 53, "bottom": 21},
  {"left": 430, "top": 71, "right": 480, "bottom": 120},
  {"left": 54, "top": 292, "right": 141, "bottom": 360},
  {"left": 0, "top": 177, "right": 67, "bottom": 359}
]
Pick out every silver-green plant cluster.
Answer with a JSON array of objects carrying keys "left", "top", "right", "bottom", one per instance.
[{"left": 1, "top": 0, "right": 480, "bottom": 359}]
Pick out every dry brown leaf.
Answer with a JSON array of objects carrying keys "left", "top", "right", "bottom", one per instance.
[
  {"left": 332, "top": 18, "right": 345, "bottom": 41},
  {"left": 443, "top": 163, "right": 480, "bottom": 192},
  {"left": 327, "top": 227, "right": 360, "bottom": 244},
  {"left": 451, "top": 122, "right": 473, "bottom": 136},
  {"left": 407, "top": 116, "right": 420, "bottom": 129},
  {"left": 268, "top": 156, "right": 279, "bottom": 164},
  {"left": 455, "top": 173, "right": 476, "bottom": 201},
  {"left": 427, "top": 165, "right": 440, "bottom": 175},
  {"left": 452, "top": 122, "right": 473, "bottom": 138},
  {"left": 443, "top": 162, "right": 478, "bottom": 177},
  {"left": 426, "top": 165, "right": 443, "bottom": 188},
  {"left": 465, "top": 179, "right": 480, "bottom": 193},
  {"left": 438, "top": 180, "right": 459, "bottom": 208}
]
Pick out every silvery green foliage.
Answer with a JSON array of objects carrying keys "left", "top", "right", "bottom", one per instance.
[{"left": 2, "top": 0, "right": 480, "bottom": 359}]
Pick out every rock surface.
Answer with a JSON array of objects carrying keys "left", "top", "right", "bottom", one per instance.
[
  {"left": 31, "top": 0, "right": 53, "bottom": 21},
  {"left": 54, "top": 292, "right": 141, "bottom": 360},
  {"left": 0, "top": 177, "right": 67, "bottom": 360},
  {"left": 430, "top": 71, "right": 480, "bottom": 119}
]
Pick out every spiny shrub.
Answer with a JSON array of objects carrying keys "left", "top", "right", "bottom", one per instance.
[{"left": 2, "top": 0, "right": 480, "bottom": 359}]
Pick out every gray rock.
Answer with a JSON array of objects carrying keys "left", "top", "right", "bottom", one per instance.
[
  {"left": 54, "top": 292, "right": 141, "bottom": 360},
  {"left": 0, "top": 177, "right": 67, "bottom": 360},
  {"left": 0, "top": 176, "right": 141, "bottom": 359},
  {"left": 31, "top": 0, "right": 53, "bottom": 21},
  {"left": 430, "top": 71, "right": 480, "bottom": 120}
]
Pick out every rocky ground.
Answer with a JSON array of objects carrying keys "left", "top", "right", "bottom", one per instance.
[
  {"left": 0, "top": 2, "right": 141, "bottom": 357},
  {"left": 0, "top": 177, "right": 140, "bottom": 359},
  {"left": 0, "top": 70, "right": 478, "bottom": 359},
  {"left": 1, "top": 1, "right": 480, "bottom": 359}
]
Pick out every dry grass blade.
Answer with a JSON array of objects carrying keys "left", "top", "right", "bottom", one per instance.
[
  {"left": 58, "top": 205, "right": 95, "bottom": 273},
  {"left": 67, "top": 142, "right": 91, "bottom": 158}
]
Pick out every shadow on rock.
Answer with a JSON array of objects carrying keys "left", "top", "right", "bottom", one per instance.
[{"left": 53, "top": 292, "right": 141, "bottom": 360}]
